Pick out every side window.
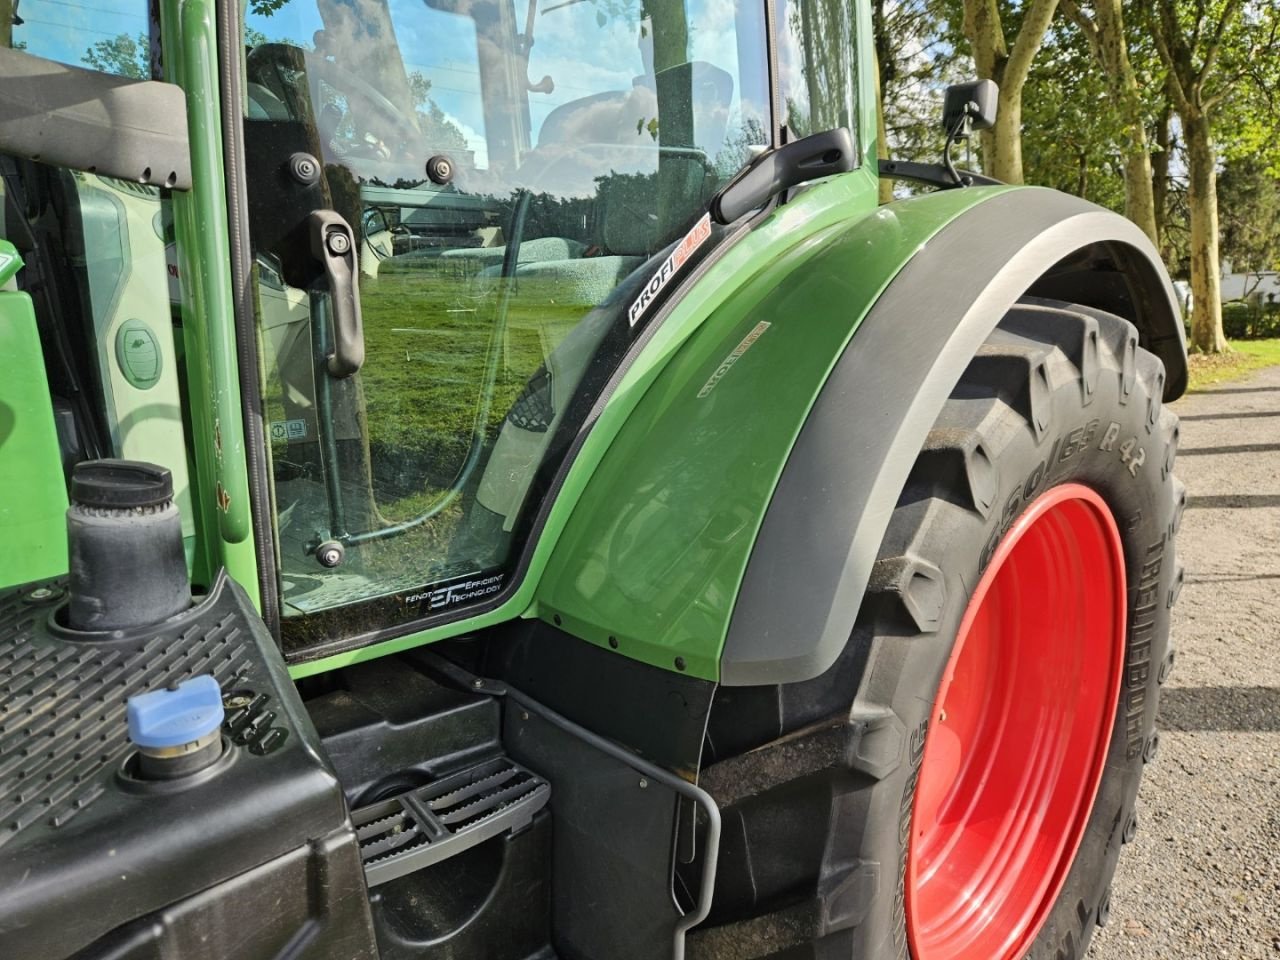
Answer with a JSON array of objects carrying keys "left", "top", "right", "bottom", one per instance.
[
  {"left": 6, "top": 0, "right": 156, "bottom": 78},
  {"left": 240, "top": 0, "right": 771, "bottom": 647},
  {"left": 776, "top": 0, "right": 858, "bottom": 142},
  {"left": 1, "top": 2, "right": 198, "bottom": 574}
]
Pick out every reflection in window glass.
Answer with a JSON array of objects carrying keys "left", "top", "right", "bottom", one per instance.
[
  {"left": 776, "top": 0, "right": 858, "bottom": 140},
  {"left": 241, "top": 0, "right": 771, "bottom": 644},
  {"left": 7, "top": 0, "right": 154, "bottom": 77}
]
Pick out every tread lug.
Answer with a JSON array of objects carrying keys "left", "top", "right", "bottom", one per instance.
[
  {"left": 967, "top": 346, "right": 1054, "bottom": 442},
  {"left": 866, "top": 556, "right": 946, "bottom": 633},
  {"left": 1170, "top": 477, "right": 1187, "bottom": 537},
  {"left": 912, "top": 429, "right": 999, "bottom": 519},
  {"left": 1119, "top": 331, "right": 1138, "bottom": 403}
]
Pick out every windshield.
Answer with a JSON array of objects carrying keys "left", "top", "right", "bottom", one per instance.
[{"left": 241, "top": 0, "right": 770, "bottom": 651}]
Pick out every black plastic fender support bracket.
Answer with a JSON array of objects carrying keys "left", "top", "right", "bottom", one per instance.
[
  {"left": 719, "top": 187, "right": 1186, "bottom": 686},
  {"left": 415, "top": 651, "right": 722, "bottom": 960}
]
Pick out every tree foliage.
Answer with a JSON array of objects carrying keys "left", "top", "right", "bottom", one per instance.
[
  {"left": 82, "top": 33, "right": 149, "bottom": 79},
  {"left": 880, "top": 0, "right": 1280, "bottom": 352},
  {"left": 1219, "top": 158, "right": 1280, "bottom": 277}
]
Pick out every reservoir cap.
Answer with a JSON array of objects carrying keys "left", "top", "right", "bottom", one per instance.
[
  {"left": 71, "top": 459, "right": 173, "bottom": 510},
  {"left": 127, "top": 675, "right": 224, "bottom": 750}
]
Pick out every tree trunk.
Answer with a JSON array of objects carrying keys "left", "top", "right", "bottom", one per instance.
[
  {"left": 647, "top": 0, "right": 691, "bottom": 236},
  {"left": 961, "top": 0, "right": 1058, "bottom": 185},
  {"left": 0, "top": 0, "right": 11, "bottom": 50},
  {"left": 874, "top": 50, "right": 894, "bottom": 205},
  {"left": 988, "top": 88, "right": 1024, "bottom": 184},
  {"left": 1152, "top": 102, "right": 1172, "bottom": 255},
  {"left": 1184, "top": 113, "right": 1228, "bottom": 353},
  {"left": 1093, "top": 0, "right": 1158, "bottom": 244}
]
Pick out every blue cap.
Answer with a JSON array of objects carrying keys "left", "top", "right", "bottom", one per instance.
[{"left": 127, "top": 675, "right": 225, "bottom": 749}]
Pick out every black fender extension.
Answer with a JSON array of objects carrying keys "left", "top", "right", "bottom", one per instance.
[{"left": 720, "top": 188, "right": 1186, "bottom": 686}]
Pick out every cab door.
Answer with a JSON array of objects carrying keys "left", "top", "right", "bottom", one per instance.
[{"left": 238, "top": 0, "right": 770, "bottom": 656}]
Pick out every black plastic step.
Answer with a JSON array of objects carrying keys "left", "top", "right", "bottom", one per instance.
[{"left": 354, "top": 755, "right": 550, "bottom": 886}]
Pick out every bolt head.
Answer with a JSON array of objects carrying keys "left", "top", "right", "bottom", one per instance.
[
  {"left": 24, "top": 586, "right": 63, "bottom": 605},
  {"left": 315, "top": 541, "right": 345, "bottom": 568},
  {"left": 426, "top": 154, "right": 455, "bottom": 185},
  {"left": 287, "top": 152, "right": 322, "bottom": 186}
]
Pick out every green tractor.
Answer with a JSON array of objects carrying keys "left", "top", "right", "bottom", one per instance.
[{"left": 0, "top": 0, "right": 1186, "bottom": 956}]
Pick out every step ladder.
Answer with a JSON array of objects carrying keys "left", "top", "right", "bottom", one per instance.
[{"left": 353, "top": 755, "right": 550, "bottom": 887}]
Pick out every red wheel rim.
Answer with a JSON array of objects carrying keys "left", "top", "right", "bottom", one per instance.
[{"left": 905, "top": 483, "right": 1126, "bottom": 960}]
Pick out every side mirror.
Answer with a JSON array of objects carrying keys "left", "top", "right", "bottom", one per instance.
[{"left": 942, "top": 80, "right": 998, "bottom": 135}]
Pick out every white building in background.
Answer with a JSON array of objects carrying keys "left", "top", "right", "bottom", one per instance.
[{"left": 1220, "top": 260, "right": 1280, "bottom": 304}]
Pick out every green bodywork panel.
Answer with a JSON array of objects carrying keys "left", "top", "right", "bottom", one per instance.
[
  {"left": 160, "top": 0, "right": 259, "bottom": 602},
  {"left": 535, "top": 183, "right": 1014, "bottom": 679},
  {"left": 0, "top": 242, "right": 70, "bottom": 586},
  {"left": 288, "top": 175, "right": 1012, "bottom": 680}
]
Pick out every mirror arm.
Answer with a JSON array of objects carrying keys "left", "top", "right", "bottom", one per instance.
[
  {"left": 877, "top": 159, "right": 1002, "bottom": 190},
  {"left": 710, "top": 127, "right": 857, "bottom": 225}
]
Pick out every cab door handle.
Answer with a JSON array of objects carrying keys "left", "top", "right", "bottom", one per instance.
[{"left": 307, "top": 210, "right": 364, "bottom": 378}]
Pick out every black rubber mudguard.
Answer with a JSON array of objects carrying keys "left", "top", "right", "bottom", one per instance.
[{"left": 719, "top": 188, "right": 1186, "bottom": 686}]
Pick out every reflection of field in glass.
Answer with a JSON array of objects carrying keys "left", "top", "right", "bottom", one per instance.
[
  {"left": 360, "top": 269, "right": 583, "bottom": 515},
  {"left": 263, "top": 265, "right": 594, "bottom": 598},
  {"left": 259, "top": 263, "right": 599, "bottom": 609}
]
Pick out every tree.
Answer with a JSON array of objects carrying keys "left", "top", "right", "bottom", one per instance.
[
  {"left": 873, "top": 0, "right": 972, "bottom": 199},
  {"left": 82, "top": 33, "right": 148, "bottom": 79},
  {"left": 1020, "top": 26, "right": 1127, "bottom": 209},
  {"left": 405, "top": 72, "right": 469, "bottom": 153},
  {"left": 1057, "top": 0, "right": 1159, "bottom": 243},
  {"left": 1150, "top": 0, "right": 1279, "bottom": 352},
  {"left": 1218, "top": 158, "right": 1280, "bottom": 286},
  {"left": 959, "top": 0, "right": 1060, "bottom": 183},
  {"left": 1, "top": 0, "right": 13, "bottom": 50}
]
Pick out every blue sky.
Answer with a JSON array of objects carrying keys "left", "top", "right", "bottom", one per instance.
[
  {"left": 14, "top": 0, "right": 768, "bottom": 169},
  {"left": 13, "top": 0, "right": 149, "bottom": 69},
  {"left": 243, "top": 0, "right": 766, "bottom": 166}
]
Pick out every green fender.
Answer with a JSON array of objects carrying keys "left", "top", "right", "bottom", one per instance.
[
  {"left": 536, "top": 184, "right": 1185, "bottom": 683},
  {"left": 534, "top": 179, "right": 1017, "bottom": 680}
]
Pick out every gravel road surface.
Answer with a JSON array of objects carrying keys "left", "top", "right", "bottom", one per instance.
[{"left": 1088, "top": 364, "right": 1280, "bottom": 959}]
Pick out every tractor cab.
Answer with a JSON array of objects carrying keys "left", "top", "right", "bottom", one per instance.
[{"left": 0, "top": 0, "right": 857, "bottom": 656}]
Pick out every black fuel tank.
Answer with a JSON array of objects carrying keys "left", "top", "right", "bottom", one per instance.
[{"left": 0, "top": 570, "right": 377, "bottom": 959}]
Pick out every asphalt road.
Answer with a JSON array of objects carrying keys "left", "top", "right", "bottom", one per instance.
[{"left": 1088, "top": 364, "right": 1280, "bottom": 959}]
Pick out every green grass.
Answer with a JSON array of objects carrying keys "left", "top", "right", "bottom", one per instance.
[{"left": 1185, "top": 339, "right": 1280, "bottom": 392}]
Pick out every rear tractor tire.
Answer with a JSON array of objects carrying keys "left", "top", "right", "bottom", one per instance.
[{"left": 690, "top": 299, "right": 1183, "bottom": 960}]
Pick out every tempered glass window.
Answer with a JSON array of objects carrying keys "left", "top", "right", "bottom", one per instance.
[
  {"left": 4, "top": 0, "right": 156, "bottom": 77},
  {"left": 775, "top": 0, "right": 858, "bottom": 141},
  {"left": 240, "top": 0, "right": 770, "bottom": 651}
]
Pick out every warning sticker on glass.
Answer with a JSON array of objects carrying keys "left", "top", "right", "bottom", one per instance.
[
  {"left": 269, "top": 419, "right": 308, "bottom": 441},
  {"left": 628, "top": 213, "right": 713, "bottom": 327}
]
